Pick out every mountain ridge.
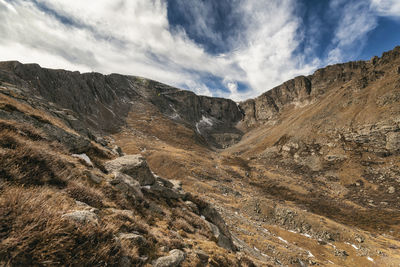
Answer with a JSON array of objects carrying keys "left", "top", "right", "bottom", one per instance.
[{"left": 1, "top": 45, "right": 400, "bottom": 266}]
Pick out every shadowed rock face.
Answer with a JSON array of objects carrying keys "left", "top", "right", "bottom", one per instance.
[{"left": 0, "top": 61, "right": 243, "bottom": 148}]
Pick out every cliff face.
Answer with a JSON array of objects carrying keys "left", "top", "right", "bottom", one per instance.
[
  {"left": 239, "top": 46, "right": 400, "bottom": 129},
  {"left": 0, "top": 61, "right": 243, "bottom": 148}
]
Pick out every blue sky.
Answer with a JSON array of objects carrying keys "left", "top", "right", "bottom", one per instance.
[{"left": 0, "top": 0, "right": 399, "bottom": 100}]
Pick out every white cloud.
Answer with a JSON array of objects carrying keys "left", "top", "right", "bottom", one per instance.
[
  {"left": 370, "top": 0, "right": 400, "bottom": 18},
  {"left": 0, "top": 0, "right": 319, "bottom": 100},
  {"left": 327, "top": 0, "right": 378, "bottom": 63},
  {"left": 0, "top": 0, "right": 397, "bottom": 101}
]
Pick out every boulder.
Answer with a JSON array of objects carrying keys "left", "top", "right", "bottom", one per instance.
[
  {"left": 62, "top": 210, "right": 98, "bottom": 225},
  {"left": 143, "top": 181, "right": 184, "bottom": 200},
  {"left": 200, "top": 203, "right": 235, "bottom": 251},
  {"left": 109, "top": 172, "right": 144, "bottom": 201},
  {"left": 195, "top": 250, "right": 209, "bottom": 263},
  {"left": 105, "top": 155, "right": 155, "bottom": 186},
  {"left": 153, "top": 249, "right": 185, "bottom": 267}
]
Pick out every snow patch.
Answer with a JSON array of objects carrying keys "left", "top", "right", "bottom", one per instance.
[
  {"left": 367, "top": 257, "right": 374, "bottom": 262},
  {"left": 351, "top": 244, "right": 359, "bottom": 250},
  {"left": 195, "top": 115, "right": 214, "bottom": 133},
  {"left": 301, "top": 233, "right": 312, "bottom": 238},
  {"left": 277, "top": 236, "right": 288, "bottom": 244},
  {"left": 307, "top": 251, "right": 314, "bottom": 258}
]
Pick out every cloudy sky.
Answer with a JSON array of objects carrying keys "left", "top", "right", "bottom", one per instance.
[{"left": 0, "top": 0, "right": 399, "bottom": 100}]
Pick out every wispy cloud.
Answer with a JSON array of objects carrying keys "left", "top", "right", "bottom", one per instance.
[
  {"left": 370, "top": 0, "right": 400, "bottom": 18},
  {"left": 0, "top": 0, "right": 398, "bottom": 101},
  {"left": 327, "top": 0, "right": 377, "bottom": 63}
]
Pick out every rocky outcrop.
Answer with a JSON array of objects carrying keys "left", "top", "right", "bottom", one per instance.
[
  {"left": 240, "top": 46, "right": 400, "bottom": 128},
  {"left": 0, "top": 61, "right": 243, "bottom": 148}
]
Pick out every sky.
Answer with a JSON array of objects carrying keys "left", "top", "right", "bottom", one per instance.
[{"left": 0, "top": 0, "right": 399, "bottom": 101}]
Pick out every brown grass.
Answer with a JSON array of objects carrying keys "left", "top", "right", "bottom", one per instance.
[
  {"left": 66, "top": 181, "right": 104, "bottom": 208},
  {"left": 0, "top": 186, "right": 122, "bottom": 266},
  {"left": 0, "top": 130, "right": 74, "bottom": 187}
]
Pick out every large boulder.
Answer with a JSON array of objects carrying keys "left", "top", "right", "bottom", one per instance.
[
  {"left": 153, "top": 249, "right": 185, "bottom": 267},
  {"left": 109, "top": 172, "right": 144, "bottom": 201},
  {"left": 105, "top": 155, "right": 155, "bottom": 186}
]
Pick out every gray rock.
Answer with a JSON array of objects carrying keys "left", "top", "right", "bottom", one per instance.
[
  {"left": 195, "top": 250, "right": 209, "bottom": 263},
  {"left": 62, "top": 210, "right": 98, "bottom": 225},
  {"left": 109, "top": 172, "right": 144, "bottom": 201},
  {"left": 153, "top": 249, "right": 185, "bottom": 267},
  {"left": 200, "top": 204, "right": 235, "bottom": 251},
  {"left": 388, "top": 186, "right": 396, "bottom": 194},
  {"left": 105, "top": 155, "right": 155, "bottom": 186},
  {"left": 207, "top": 222, "right": 235, "bottom": 251},
  {"left": 334, "top": 249, "right": 349, "bottom": 257},
  {"left": 386, "top": 132, "right": 400, "bottom": 153},
  {"left": 118, "top": 233, "right": 146, "bottom": 246},
  {"left": 84, "top": 170, "right": 103, "bottom": 184},
  {"left": 185, "top": 201, "right": 199, "bottom": 214},
  {"left": 72, "top": 153, "right": 93, "bottom": 167},
  {"left": 143, "top": 182, "right": 183, "bottom": 200}
]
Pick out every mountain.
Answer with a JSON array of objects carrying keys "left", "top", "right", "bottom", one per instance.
[{"left": 0, "top": 46, "right": 400, "bottom": 266}]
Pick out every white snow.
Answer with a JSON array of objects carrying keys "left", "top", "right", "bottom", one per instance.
[
  {"left": 200, "top": 115, "right": 213, "bottom": 126},
  {"left": 301, "top": 233, "right": 312, "bottom": 238},
  {"left": 72, "top": 153, "right": 93, "bottom": 167},
  {"left": 307, "top": 251, "right": 314, "bottom": 258},
  {"left": 195, "top": 115, "right": 214, "bottom": 133},
  {"left": 351, "top": 244, "right": 359, "bottom": 250},
  {"left": 367, "top": 257, "right": 374, "bottom": 262},
  {"left": 277, "top": 236, "right": 288, "bottom": 244}
]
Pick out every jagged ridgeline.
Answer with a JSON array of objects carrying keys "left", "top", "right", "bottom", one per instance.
[{"left": 0, "top": 46, "right": 400, "bottom": 266}]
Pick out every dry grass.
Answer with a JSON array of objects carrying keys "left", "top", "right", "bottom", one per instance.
[
  {"left": 66, "top": 181, "right": 104, "bottom": 208},
  {"left": 0, "top": 186, "right": 122, "bottom": 266},
  {"left": 0, "top": 129, "right": 75, "bottom": 187}
]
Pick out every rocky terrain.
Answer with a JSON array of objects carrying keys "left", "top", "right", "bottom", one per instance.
[{"left": 0, "top": 46, "right": 400, "bottom": 266}]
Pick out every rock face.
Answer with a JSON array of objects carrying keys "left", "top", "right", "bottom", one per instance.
[
  {"left": 239, "top": 46, "right": 400, "bottom": 129},
  {"left": 0, "top": 61, "right": 243, "bottom": 148}
]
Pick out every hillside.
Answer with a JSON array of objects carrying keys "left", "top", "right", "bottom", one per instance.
[{"left": 0, "top": 46, "right": 400, "bottom": 266}]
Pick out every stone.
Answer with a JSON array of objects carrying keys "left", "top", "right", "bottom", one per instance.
[
  {"left": 386, "top": 132, "right": 400, "bottom": 153},
  {"left": 62, "top": 210, "right": 98, "bottom": 225},
  {"left": 199, "top": 204, "right": 235, "bottom": 251},
  {"left": 84, "top": 170, "right": 103, "bottom": 184},
  {"left": 334, "top": 249, "right": 348, "bottom": 257},
  {"left": 109, "top": 172, "right": 144, "bottom": 201},
  {"left": 355, "top": 236, "right": 364, "bottom": 243},
  {"left": 72, "top": 153, "right": 93, "bottom": 167},
  {"left": 143, "top": 182, "right": 183, "bottom": 200},
  {"left": 105, "top": 155, "right": 155, "bottom": 186},
  {"left": 185, "top": 201, "right": 199, "bottom": 214},
  {"left": 153, "top": 249, "right": 185, "bottom": 267},
  {"left": 388, "top": 186, "right": 395, "bottom": 194},
  {"left": 195, "top": 250, "right": 209, "bottom": 263},
  {"left": 118, "top": 233, "right": 146, "bottom": 246},
  {"left": 207, "top": 222, "right": 234, "bottom": 251}
]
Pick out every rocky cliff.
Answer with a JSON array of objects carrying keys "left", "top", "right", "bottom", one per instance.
[
  {"left": 0, "top": 61, "right": 243, "bottom": 148},
  {"left": 239, "top": 46, "right": 400, "bottom": 129}
]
